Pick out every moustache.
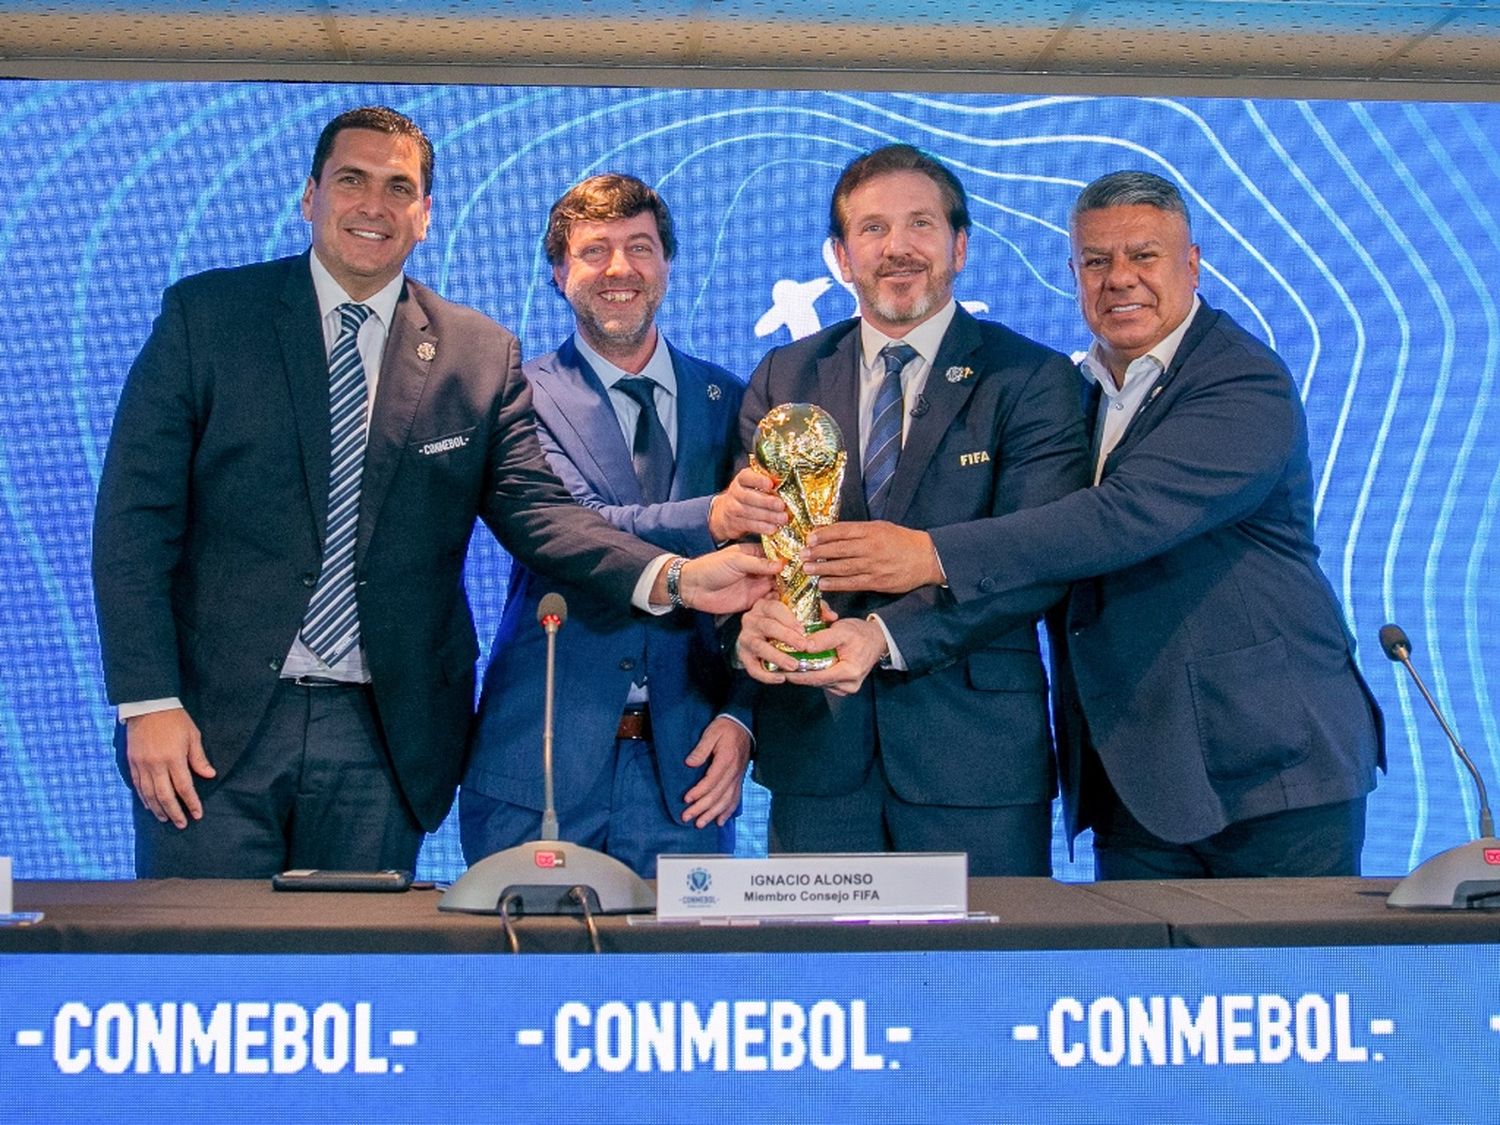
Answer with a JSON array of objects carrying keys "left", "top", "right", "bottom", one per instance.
[{"left": 877, "top": 257, "right": 929, "bottom": 276}]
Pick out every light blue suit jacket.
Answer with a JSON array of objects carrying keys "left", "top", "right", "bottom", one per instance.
[{"left": 462, "top": 335, "right": 748, "bottom": 834}]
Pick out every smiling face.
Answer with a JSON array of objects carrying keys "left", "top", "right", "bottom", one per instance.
[
  {"left": 832, "top": 169, "right": 967, "bottom": 339},
  {"left": 1070, "top": 203, "right": 1200, "bottom": 383},
  {"left": 553, "top": 211, "right": 669, "bottom": 370},
  {"left": 301, "top": 127, "right": 431, "bottom": 300}
]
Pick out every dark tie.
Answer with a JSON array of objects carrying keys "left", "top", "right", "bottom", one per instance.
[
  {"left": 863, "top": 342, "right": 918, "bottom": 518},
  {"left": 615, "top": 376, "right": 674, "bottom": 505},
  {"left": 300, "top": 302, "right": 372, "bottom": 666}
]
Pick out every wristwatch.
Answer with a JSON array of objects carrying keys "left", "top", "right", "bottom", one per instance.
[{"left": 666, "top": 556, "right": 688, "bottom": 610}]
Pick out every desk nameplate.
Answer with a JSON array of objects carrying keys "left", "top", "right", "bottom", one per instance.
[{"left": 655, "top": 852, "right": 967, "bottom": 921}]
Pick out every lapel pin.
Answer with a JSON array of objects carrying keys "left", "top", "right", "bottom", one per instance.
[
  {"left": 707, "top": 383, "right": 722, "bottom": 401},
  {"left": 945, "top": 365, "right": 973, "bottom": 383},
  {"left": 416, "top": 341, "right": 436, "bottom": 362}
]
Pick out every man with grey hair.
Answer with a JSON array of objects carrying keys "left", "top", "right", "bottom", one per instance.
[{"left": 791, "top": 168, "right": 1384, "bottom": 878}]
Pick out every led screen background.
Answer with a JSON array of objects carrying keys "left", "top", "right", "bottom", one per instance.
[{"left": 0, "top": 80, "right": 1495, "bottom": 880}]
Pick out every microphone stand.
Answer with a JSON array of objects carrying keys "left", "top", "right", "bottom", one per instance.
[
  {"left": 440, "top": 594, "right": 653, "bottom": 919},
  {"left": 1381, "top": 624, "right": 1500, "bottom": 910}
]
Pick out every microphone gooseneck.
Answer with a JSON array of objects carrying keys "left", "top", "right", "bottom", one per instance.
[
  {"left": 1380, "top": 622, "right": 1493, "bottom": 838},
  {"left": 538, "top": 594, "right": 568, "bottom": 841}
]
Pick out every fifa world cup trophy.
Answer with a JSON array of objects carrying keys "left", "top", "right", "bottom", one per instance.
[{"left": 750, "top": 403, "right": 847, "bottom": 671}]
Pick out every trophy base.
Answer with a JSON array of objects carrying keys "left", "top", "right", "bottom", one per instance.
[{"left": 766, "top": 623, "right": 837, "bottom": 673}]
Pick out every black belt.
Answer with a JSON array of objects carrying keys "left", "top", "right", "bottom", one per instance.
[
  {"left": 616, "top": 705, "right": 652, "bottom": 741},
  {"left": 288, "top": 675, "right": 367, "bottom": 689}
]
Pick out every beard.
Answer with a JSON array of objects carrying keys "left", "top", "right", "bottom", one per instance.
[
  {"left": 856, "top": 255, "right": 955, "bottom": 328},
  {"left": 568, "top": 281, "right": 664, "bottom": 359}
]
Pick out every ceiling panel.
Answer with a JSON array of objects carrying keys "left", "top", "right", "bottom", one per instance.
[{"left": 1, "top": 0, "right": 1497, "bottom": 97}]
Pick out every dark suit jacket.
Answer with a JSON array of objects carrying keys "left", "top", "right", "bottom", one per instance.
[
  {"left": 740, "top": 308, "right": 1089, "bottom": 807},
  {"left": 92, "top": 254, "right": 659, "bottom": 832},
  {"left": 928, "top": 303, "right": 1385, "bottom": 844},
  {"left": 463, "top": 336, "right": 749, "bottom": 830}
]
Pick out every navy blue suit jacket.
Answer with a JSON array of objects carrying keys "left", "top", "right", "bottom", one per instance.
[
  {"left": 927, "top": 303, "right": 1385, "bottom": 844},
  {"left": 463, "top": 336, "right": 748, "bottom": 828},
  {"left": 92, "top": 255, "right": 659, "bottom": 832},
  {"left": 741, "top": 308, "right": 1089, "bottom": 807}
]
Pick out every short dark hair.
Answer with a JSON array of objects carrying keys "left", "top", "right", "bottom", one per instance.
[
  {"left": 542, "top": 173, "right": 678, "bottom": 266},
  {"left": 310, "top": 106, "right": 434, "bottom": 197},
  {"left": 828, "top": 143, "right": 971, "bottom": 242},
  {"left": 1070, "top": 170, "right": 1191, "bottom": 234}
]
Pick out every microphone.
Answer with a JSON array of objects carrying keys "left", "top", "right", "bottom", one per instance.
[
  {"left": 910, "top": 394, "right": 930, "bottom": 418},
  {"left": 440, "top": 593, "right": 653, "bottom": 918},
  {"left": 1380, "top": 624, "right": 1493, "bottom": 837},
  {"left": 1380, "top": 623, "right": 1500, "bottom": 910},
  {"left": 537, "top": 593, "right": 566, "bottom": 842}
]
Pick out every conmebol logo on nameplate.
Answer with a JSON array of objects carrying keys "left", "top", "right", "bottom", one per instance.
[{"left": 655, "top": 853, "right": 968, "bottom": 921}]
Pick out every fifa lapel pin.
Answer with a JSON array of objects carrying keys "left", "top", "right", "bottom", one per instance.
[
  {"left": 944, "top": 365, "right": 973, "bottom": 383},
  {"left": 416, "top": 341, "right": 436, "bottom": 362}
]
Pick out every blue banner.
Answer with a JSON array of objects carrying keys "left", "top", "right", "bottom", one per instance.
[{"left": 2, "top": 946, "right": 1497, "bottom": 1122}]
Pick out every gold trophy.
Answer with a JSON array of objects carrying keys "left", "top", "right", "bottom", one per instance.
[{"left": 751, "top": 403, "right": 847, "bottom": 671}]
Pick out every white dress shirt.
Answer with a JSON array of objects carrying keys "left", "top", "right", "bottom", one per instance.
[{"left": 1079, "top": 295, "right": 1200, "bottom": 484}]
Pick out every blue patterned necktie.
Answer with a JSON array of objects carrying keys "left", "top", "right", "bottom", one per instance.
[
  {"left": 863, "top": 342, "right": 918, "bottom": 518},
  {"left": 300, "top": 302, "right": 373, "bottom": 666},
  {"left": 615, "top": 376, "right": 674, "bottom": 506}
]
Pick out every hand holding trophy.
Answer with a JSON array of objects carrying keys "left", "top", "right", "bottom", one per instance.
[{"left": 750, "top": 403, "right": 847, "bottom": 671}]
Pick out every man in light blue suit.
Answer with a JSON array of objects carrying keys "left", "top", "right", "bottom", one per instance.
[{"left": 461, "top": 174, "right": 785, "bottom": 877}]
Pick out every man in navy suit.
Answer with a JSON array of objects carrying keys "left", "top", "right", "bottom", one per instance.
[
  {"left": 460, "top": 174, "right": 785, "bottom": 877},
  {"left": 734, "top": 145, "right": 1090, "bottom": 875},
  {"left": 788, "top": 170, "right": 1384, "bottom": 878},
  {"left": 92, "top": 110, "right": 777, "bottom": 879}
]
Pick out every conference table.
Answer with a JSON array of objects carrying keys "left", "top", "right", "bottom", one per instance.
[
  {"left": 4, "top": 878, "right": 1496, "bottom": 1123},
  {"left": 3, "top": 875, "right": 1497, "bottom": 953}
]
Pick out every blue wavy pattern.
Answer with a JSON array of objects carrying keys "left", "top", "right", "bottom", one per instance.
[{"left": 0, "top": 82, "right": 1494, "bottom": 881}]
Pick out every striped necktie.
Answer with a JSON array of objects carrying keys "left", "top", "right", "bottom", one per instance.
[
  {"left": 863, "top": 341, "right": 917, "bottom": 518},
  {"left": 300, "top": 302, "right": 373, "bottom": 666}
]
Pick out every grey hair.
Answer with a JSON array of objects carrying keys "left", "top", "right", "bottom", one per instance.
[{"left": 1070, "top": 171, "right": 1191, "bottom": 234}]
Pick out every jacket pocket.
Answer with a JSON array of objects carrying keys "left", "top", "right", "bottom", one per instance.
[
  {"left": 409, "top": 426, "right": 477, "bottom": 458},
  {"left": 966, "top": 650, "right": 1047, "bottom": 693},
  {"left": 1188, "top": 637, "right": 1309, "bottom": 781}
]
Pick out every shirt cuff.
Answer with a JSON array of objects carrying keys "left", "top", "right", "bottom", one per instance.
[
  {"left": 118, "top": 697, "right": 184, "bottom": 722},
  {"left": 867, "top": 614, "right": 906, "bottom": 672},
  {"left": 632, "top": 554, "right": 674, "bottom": 616},
  {"left": 931, "top": 541, "right": 950, "bottom": 587}
]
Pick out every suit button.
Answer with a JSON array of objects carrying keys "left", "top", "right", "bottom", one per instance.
[
  {"left": 979, "top": 577, "right": 996, "bottom": 593},
  {"left": 268, "top": 657, "right": 283, "bottom": 671},
  {"left": 619, "top": 659, "right": 635, "bottom": 672},
  {"left": 302, "top": 573, "right": 317, "bottom": 588}
]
